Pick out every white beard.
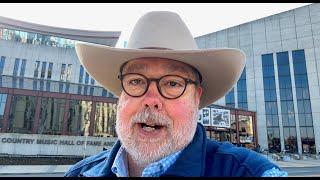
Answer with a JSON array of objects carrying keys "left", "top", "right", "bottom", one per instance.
[{"left": 115, "top": 103, "right": 198, "bottom": 166}]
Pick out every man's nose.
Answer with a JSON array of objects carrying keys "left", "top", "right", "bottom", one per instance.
[{"left": 143, "top": 81, "right": 163, "bottom": 110}]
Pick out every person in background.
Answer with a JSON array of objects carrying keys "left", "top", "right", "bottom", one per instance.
[{"left": 64, "top": 11, "right": 287, "bottom": 177}]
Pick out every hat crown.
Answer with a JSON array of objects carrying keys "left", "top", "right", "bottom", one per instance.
[{"left": 128, "top": 11, "right": 198, "bottom": 50}]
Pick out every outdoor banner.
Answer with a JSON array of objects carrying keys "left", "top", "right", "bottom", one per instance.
[
  {"left": 211, "top": 108, "right": 231, "bottom": 128},
  {"left": 198, "top": 109, "right": 203, "bottom": 124},
  {"left": 202, "top": 108, "right": 210, "bottom": 126}
]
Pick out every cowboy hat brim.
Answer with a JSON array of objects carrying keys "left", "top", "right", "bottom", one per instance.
[{"left": 75, "top": 42, "right": 246, "bottom": 109}]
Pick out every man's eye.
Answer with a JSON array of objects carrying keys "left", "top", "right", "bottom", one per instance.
[
  {"left": 129, "top": 79, "right": 143, "bottom": 85},
  {"left": 167, "top": 81, "right": 182, "bottom": 87}
]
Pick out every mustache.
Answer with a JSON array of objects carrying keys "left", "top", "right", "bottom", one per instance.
[{"left": 131, "top": 108, "right": 172, "bottom": 127}]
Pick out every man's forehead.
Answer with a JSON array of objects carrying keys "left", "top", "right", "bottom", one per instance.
[{"left": 122, "top": 57, "right": 194, "bottom": 74}]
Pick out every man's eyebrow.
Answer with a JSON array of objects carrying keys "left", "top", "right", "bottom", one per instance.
[
  {"left": 161, "top": 64, "right": 194, "bottom": 76},
  {"left": 123, "top": 63, "right": 148, "bottom": 73}
]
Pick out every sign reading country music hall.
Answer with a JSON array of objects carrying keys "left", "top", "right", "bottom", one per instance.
[{"left": 0, "top": 133, "right": 117, "bottom": 156}]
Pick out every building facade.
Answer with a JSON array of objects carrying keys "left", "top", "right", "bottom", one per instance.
[
  {"left": 195, "top": 3, "right": 320, "bottom": 155},
  {"left": 0, "top": 16, "right": 121, "bottom": 156}
]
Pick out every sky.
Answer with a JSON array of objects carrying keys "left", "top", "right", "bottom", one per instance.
[{"left": 0, "top": 3, "right": 311, "bottom": 48}]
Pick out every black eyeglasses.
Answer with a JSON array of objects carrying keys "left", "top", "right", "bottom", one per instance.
[{"left": 118, "top": 73, "right": 199, "bottom": 99}]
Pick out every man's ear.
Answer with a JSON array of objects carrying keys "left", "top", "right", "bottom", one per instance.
[{"left": 195, "top": 86, "right": 203, "bottom": 105}]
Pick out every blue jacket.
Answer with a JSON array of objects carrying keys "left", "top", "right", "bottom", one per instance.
[{"left": 64, "top": 123, "right": 279, "bottom": 177}]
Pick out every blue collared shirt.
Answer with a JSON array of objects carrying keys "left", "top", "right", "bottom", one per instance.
[
  {"left": 111, "top": 146, "right": 182, "bottom": 177},
  {"left": 110, "top": 146, "right": 287, "bottom": 177}
]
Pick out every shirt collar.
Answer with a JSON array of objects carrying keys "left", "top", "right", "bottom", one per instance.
[
  {"left": 111, "top": 145, "right": 182, "bottom": 177},
  {"left": 111, "top": 146, "right": 129, "bottom": 177}
]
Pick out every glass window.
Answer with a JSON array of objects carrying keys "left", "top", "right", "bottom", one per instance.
[
  {"left": 266, "top": 115, "right": 272, "bottom": 126},
  {"left": 282, "top": 114, "right": 289, "bottom": 126},
  {"left": 59, "top": 82, "right": 64, "bottom": 93},
  {"left": 94, "top": 102, "right": 117, "bottom": 137},
  {"left": 299, "top": 113, "right": 306, "bottom": 126},
  {"left": 60, "top": 64, "right": 66, "bottom": 81},
  {"left": 84, "top": 86, "right": 88, "bottom": 95},
  {"left": 40, "top": 62, "right": 47, "bottom": 78},
  {"left": 66, "top": 64, "right": 72, "bottom": 82},
  {"left": 39, "top": 80, "right": 44, "bottom": 91},
  {"left": 33, "top": 80, "right": 37, "bottom": 90},
  {"left": 225, "top": 88, "right": 235, "bottom": 108},
  {"left": 238, "top": 115, "right": 254, "bottom": 144},
  {"left": 19, "top": 78, "right": 24, "bottom": 89},
  {"left": 0, "top": 93, "right": 8, "bottom": 129},
  {"left": 283, "top": 127, "right": 298, "bottom": 153},
  {"left": 305, "top": 113, "right": 313, "bottom": 126},
  {"left": 65, "top": 83, "right": 70, "bottom": 93},
  {"left": 102, "top": 89, "right": 108, "bottom": 97},
  {"left": 91, "top": 78, "right": 95, "bottom": 85},
  {"left": 34, "top": 61, "right": 40, "bottom": 78},
  {"left": 77, "top": 86, "right": 82, "bottom": 94},
  {"left": 262, "top": 53, "right": 274, "bottom": 67},
  {"left": 13, "top": 58, "right": 20, "bottom": 76},
  {"left": 304, "top": 100, "right": 312, "bottom": 113},
  {"left": 277, "top": 52, "right": 289, "bottom": 66},
  {"left": 7, "top": 29, "right": 14, "bottom": 41},
  {"left": 38, "top": 97, "right": 66, "bottom": 135},
  {"left": 79, "top": 65, "right": 84, "bottom": 83},
  {"left": 19, "top": 59, "right": 27, "bottom": 77},
  {"left": 300, "top": 127, "right": 307, "bottom": 139},
  {"left": 0, "top": 56, "right": 6, "bottom": 75},
  {"left": 296, "top": 88, "right": 303, "bottom": 100},
  {"left": 14, "top": 30, "right": 21, "bottom": 42},
  {"left": 307, "top": 127, "right": 314, "bottom": 139},
  {"left": 272, "top": 115, "right": 279, "bottom": 126},
  {"left": 47, "top": 62, "right": 53, "bottom": 79},
  {"left": 67, "top": 100, "right": 92, "bottom": 136},
  {"left": 90, "top": 87, "right": 94, "bottom": 96},
  {"left": 288, "top": 113, "right": 295, "bottom": 126},
  {"left": 27, "top": 32, "right": 36, "bottom": 44},
  {"left": 85, "top": 72, "right": 89, "bottom": 84},
  {"left": 294, "top": 63, "right": 307, "bottom": 74},
  {"left": 302, "top": 88, "right": 310, "bottom": 99},
  {"left": 8, "top": 95, "right": 36, "bottom": 134},
  {"left": 278, "top": 65, "right": 290, "bottom": 76},
  {"left": 292, "top": 50, "right": 306, "bottom": 64},
  {"left": 46, "top": 81, "right": 51, "bottom": 91}
]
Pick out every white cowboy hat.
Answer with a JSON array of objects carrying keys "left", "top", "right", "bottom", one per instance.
[{"left": 75, "top": 11, "right": 246, "bottom": 109}]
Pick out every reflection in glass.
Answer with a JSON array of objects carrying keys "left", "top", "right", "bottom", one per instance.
[
  {"left": 94, "top": 102, "right": 117, "bottom": 137},
  {"left": 277, "top": 51, "right": 297, "bottom": 153},
  {"left": 9, "top": 95, "right": 36, "bottom": 134},
  {"left": 38, "top": 97, "right": 66, "bottom": 135},
  {"left": 230, "top": 114, "right": 237, "bottom": 144},
  {"left": 0, "top": 27, "right": 76, "bottom": 48},
  {"left": 238, "top": 115, "right": 253, "bottom": 145},
  {"left": 262, "top": 53, "right": 280, "bottom": 152},
  {"left": 292, "top": 49, "right": 315, "bottom": 154},
  {"left": 67, "top": 100, "right": 92, "bottom": 136},
  {"left": 0, "top": 93, "right": 8, "bottom": 129},
  {"left": 225, "top": 88, "right": 235, "bottom": 108}
]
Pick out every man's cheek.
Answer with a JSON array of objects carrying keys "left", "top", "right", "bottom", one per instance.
[{"left": 168, "top": 102, "right": 193, "bottom": 122}]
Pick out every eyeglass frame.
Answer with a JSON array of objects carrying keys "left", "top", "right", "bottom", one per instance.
[{"left": 118, "top": 73, "right": 199, "bottom": 99}]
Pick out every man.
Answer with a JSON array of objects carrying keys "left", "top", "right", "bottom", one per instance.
[{"left": 65, "top": 11, "right": 287, "bottom": 177}]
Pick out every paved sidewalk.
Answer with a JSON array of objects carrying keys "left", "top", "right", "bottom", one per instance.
[
  {"left": 0, "top": 157, "right": 319, "bottom": 175},
  {"left": 270, "top": 157, "right": 320, "bottom": 168},
  {"left": 0, "top": 165, "right": 71, "bottom": 175}
]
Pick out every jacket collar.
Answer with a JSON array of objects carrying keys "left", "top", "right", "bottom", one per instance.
[
  {"left": 162, "top": 123, "right": 208, "bottom": 177},
  {"left": 82, "top": 123, "right": 207, "bottom": 177},
  {"left": 82, "top": 140, "right": 121, "bottom": 177}
]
